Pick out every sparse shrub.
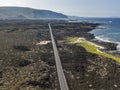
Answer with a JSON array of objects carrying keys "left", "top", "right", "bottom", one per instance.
[
  {"left": 0, "top": 71, "right": 2, "bottom": 78},
  {"left": 13, "top": 45, "right": 30, "bottom": 51},
  {"left": 18, "top": 60, "right": 31, "bottom": 67},
  {"left": 26, "top": 75, "right": 51, "bottom": 88}
]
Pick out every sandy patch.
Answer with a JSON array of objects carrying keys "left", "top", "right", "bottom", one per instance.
[
  {"left": 76, "top": 37, "right": 104, "bottom": 49},
  {"left": 74, "top": 37, "right": 104, "bottom": 53},
  {"left": 36, "top": 41, "right": 51, "bottom": 45},
  {"left": 75, "top": 38, "right": 86, "bottom": 43},
  {"left": 87, "top": 41, "right": 104, "bottom": 49}
]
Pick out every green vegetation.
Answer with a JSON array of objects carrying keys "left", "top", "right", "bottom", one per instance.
[
  {"left": 67, "top": 37, "right": 120, "bottom": 63},
  {"left": 67, "top": 37, "right": 78, "bottom": 42}
]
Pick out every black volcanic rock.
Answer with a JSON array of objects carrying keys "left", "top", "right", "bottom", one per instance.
[
  {"left": 18, "top": 60, "right": 31, "bottom": 67},
  {"left": 13, "top": 45, "right": 30, "bottom": 51},
  {"left": 0, "top": 7, "right": 68, "bottom": 19}
]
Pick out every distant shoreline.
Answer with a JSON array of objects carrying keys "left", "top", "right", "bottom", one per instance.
[
  {"left": 89, "top": 23, "right": 120, "bottom": 52},
  {"left": 88, "top": 24, "right": 120, "bottom": 57}
]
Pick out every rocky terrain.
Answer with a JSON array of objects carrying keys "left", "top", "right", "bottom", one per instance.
[
  {"left": 0, "top": 20, "right": 60, "bottom": 90},
  {"left": 51, "top": 22, "right": 120, "bottom": 90},
  {"left": 0, "top": 20, "right": 120, "bottom": 90}
]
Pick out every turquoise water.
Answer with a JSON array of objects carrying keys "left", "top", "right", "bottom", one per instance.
[{"left": 78, "top": 18, "right": 120, "bottom": 51}]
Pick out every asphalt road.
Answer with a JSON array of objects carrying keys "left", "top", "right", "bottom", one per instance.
[{"left": 48, "top": 23, "right": 69, "bottom": 90}]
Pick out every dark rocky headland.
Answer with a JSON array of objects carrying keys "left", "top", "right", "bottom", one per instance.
[{"left": 0, "top": 20, "right": 120, "bottom": 90}]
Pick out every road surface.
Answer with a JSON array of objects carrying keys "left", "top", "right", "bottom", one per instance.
[{"left": 48, "top": 23, "right": 69, "bottom": 90}]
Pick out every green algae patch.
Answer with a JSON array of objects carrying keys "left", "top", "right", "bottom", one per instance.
[{"left": 67, "top": 37, "right": 120, "bottom": 63}]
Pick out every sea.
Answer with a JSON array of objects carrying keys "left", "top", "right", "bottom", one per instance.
[{"left": 77, "top": 17, "right": 120, "bottom": 51}]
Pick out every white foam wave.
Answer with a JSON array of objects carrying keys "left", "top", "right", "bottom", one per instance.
[{"left": 95, "top": 36, "right": 120, "bottom": 51}]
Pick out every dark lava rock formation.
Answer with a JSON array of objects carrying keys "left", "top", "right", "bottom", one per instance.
[
  {"left": 51, "top": 22, "right": 120, "bottom": 90},
  {"left": 0, "top": 20, "right": 119, "bottom": 90}
]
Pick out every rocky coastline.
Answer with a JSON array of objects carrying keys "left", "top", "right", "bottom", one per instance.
[
  {"left": 0, "top": 20, "right": 120, "bottom": 90},
  {"left": 88, "top": 25, "right": 120, "bottom": 56},
  {"left": 52, "top": 21, "right": 120, "bottom": 89}
]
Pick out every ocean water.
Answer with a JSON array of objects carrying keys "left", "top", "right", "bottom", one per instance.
[{"left": 78, "top": 18, "right": 120, "bottom": 51}]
